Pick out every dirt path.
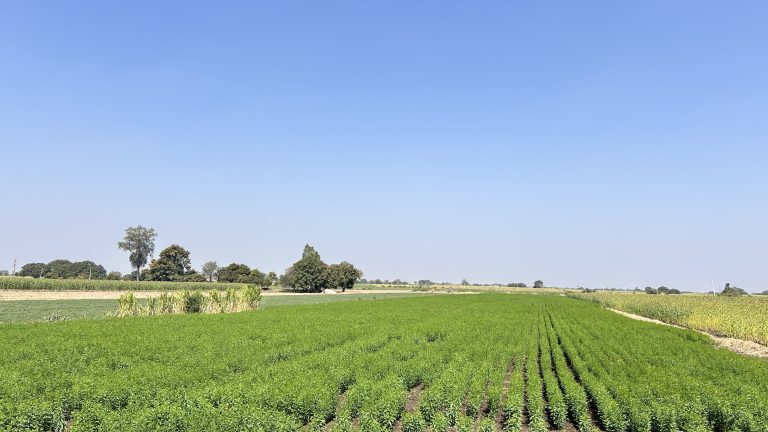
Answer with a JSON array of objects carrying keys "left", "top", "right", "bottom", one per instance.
[
  {"left": 0, "top": 289, "right": 423, "bottom": 301},
  {"left": 608, "top": 308, "right": 768, "bottom": 359}
]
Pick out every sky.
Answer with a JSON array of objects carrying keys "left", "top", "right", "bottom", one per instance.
[{"left": 1, "top": 1, "right": 766, "bottom": 292}]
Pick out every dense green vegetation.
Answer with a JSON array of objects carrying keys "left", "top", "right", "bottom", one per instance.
[
  {"left": 569, "top": 291, "right": 768, "bottom": 345},
  {"left": 1, "top": 295, "right": 767, "bottom": 431}
]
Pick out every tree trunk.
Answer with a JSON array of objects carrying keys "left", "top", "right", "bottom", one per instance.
[{"left": 136, "top": 266, "right": 140, "bottom": 282}]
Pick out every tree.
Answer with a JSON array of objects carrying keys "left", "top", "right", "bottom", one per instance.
[
  {"left": 106, "top": 271, "right": 122, "bottom": 280},
  {"left": 283, "top": 244, "right": 328, "bottom": 292},
  {"left": 202, "top": 261, "right": 219, "bottom": 282},
  {"left": 264, "top": 271, "right": 277, "bottom": 288},
  {"left": 17, "top": 263, "right": 46, "bottom": 278},
  {"left": 0, "top": 270, "right": 8, "bottom": 276},
  {"left": 721, "top": 283, "right": 747, "bottom": 297},
  {"left": 533, "top": 280, "right": 544, "bottom": 288},
  {"left": 118, "top": 226, "right": 157, "bottom": 281},
  {"left": 147, "top": 244, "right": 192, "bottom": 281},
  {"left": 657, "top": 286, "right": 670, "bottom": 294},
  {"left": 461, "top": 279, "right": 470, "bottom": 286},
  {"left": 644, "top": 286, "right": 657, "bottom": 294},
  {"left": 217, "top": 263, "right": 252, "bottom": 283},
  {"left": 325, "top": 262, "right": 363, "bottom": 292}
]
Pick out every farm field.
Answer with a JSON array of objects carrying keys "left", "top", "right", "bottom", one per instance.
[
  {"left": 0, "top": 293, "right": 428, "bottom": 323},
  {"left": 0, "top": 276, "right": 236, "bottom": 292},
  {"left": 1, "top": 295, "right": 767, "bottom": 432},
  {"left": 569, "top": 292, "right": 768, "bottom": 346}
]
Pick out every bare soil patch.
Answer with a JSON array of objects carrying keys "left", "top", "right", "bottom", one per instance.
[{"left": 608, "top": 308, "right": 768, "bottom": 359}]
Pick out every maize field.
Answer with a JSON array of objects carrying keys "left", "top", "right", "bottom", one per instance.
[{"left": 0, "top": 276, "right": 238, "bottom": 291}]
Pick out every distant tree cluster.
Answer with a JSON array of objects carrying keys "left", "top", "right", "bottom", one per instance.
[
  {"left": 721, "top": 283, "right": 747, "bottom": 297},
  {"left": 216, "top": 263, "right": 277, "bottom": 287},
  {"left": 644, "top": 286, "right": 681, "bottom": 295},
  {"left": 281, "top": 245, "right": 362, "bottom": 293},
  {"left": 16, "top": 260, "right": 107, "bottom": 279}
]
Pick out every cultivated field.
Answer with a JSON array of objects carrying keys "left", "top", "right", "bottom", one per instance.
[
  {"left": 1, "top": 294, "right": 766, "bottom": 432},
  {"left": 0, "top": 276, "right": 234, "bottom": 291},
  {"left": 569, "top": 291, "right": 768, "bottom": 346},
  {"left": 0, "top": 292, "right": 428, "bottom": 323}
]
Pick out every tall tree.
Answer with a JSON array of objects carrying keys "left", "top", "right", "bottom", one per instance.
[
  {"left": 117, "top": 226, "right": 157, "bottom": 281},
  {"left": 201, "top": 261, "right": 219, "bottom": 282},
  {"left": 283, "top": 244, "right": 328, "bottom": 292},
  {"left": 325, "top": 262, "right": 363, "bottom": 292},
  {"left": 147, "top": 244, "right": 192, "bottom": 281},
  {"left": 533, "top": 280, "right": 544, "bottom": 288}
]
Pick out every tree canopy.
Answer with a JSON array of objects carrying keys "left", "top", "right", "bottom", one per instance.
[
  {"left": 16, "top": 260, "right": 107, "bottom": 279},
  {"left": 282, "top": 245, "right": 361, "bottom": 293},
  {"left": 117, "top": 226, "right": 157, "bottom": 281},
  {"left": 722, "top": 283, "right": 747, "bottom": 297},
  {"left": 147, "top": 244, "right": 193, "bottom": 281},
  {"left": 324, "top": 262, "right": 363, "bottom": 292},
  {"left": 202, "top": 261, "right": 219, "bottom": 282}
]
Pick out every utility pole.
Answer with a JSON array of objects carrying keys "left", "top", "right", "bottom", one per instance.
[
  {"left": 12, "top": 258, "right": 16, "bottom": 276},
  {"left": 711, "top": 280, "right": 716, "bottom": 297}
]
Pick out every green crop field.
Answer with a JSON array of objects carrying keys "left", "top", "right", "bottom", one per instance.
[
  {"left": 1, "top": 294, "right": 766, "bottom": 432},
  {"left": 569, "top": 291, "right": 768, "bottom": 345},
  {"left": 0, "top": 293, "right": 427, "bottom": 323}
]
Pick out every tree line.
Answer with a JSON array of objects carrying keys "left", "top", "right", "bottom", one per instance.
[{"left": 7, "top": 226, "right": 362, "bottom": 293}]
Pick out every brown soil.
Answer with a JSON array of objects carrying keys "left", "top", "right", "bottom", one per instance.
[
  {"left": 494, "top": 358, "right": 515, "bottom": 430},
  {"left": 608, "top": 308, "right": 768, "bottom": 359},
  {"left": 323, "top": 391, "right": 348, "bottom": 432},
  {"left": 392, "top": 384, "right": 424, "bottom": 432}
]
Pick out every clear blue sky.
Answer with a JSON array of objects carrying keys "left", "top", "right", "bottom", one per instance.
[{"left": 1, "top": 1, "right": 766, "bottom": 291}]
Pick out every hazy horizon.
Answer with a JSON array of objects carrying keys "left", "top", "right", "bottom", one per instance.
[{"left": 2, "top": 1, "right": 766, "bottom": 293}]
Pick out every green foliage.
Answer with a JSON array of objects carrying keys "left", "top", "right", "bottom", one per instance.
[
  {"left": 284, "top": 245, "right": 328, "bottom": 292},
  {"left": 721, "top": 283, "right": 747, "bottom": 297},
  {"left": 215, "top": 263, "right": 252, "bottom": 283},
  {"left": 117, "top": 225, "right": 157, "bottom": 280},
  {"left": 401, "top": 412, "right": 425, "bottom": 432},
  {"left": 533, "top": 280, "right": 544, "bottom": 288},
  {"left": 201, "top": 261, "right": 219, "bottom": 282},
  {"left": 324, "top": 262, "right": 363, "bottom": 292},
  {"left": 478, "top": 418, "right": 496, "bottom": 432},
  {"left": 147, "top": 244, "right": 193, "bottom": 281},
  {"left": 17, "top": 260, "right": 108, "bottom": 279}
]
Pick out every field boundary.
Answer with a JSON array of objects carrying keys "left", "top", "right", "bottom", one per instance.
[{"left": 608, "top": 308, "right": 768, "bottom": 359}]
